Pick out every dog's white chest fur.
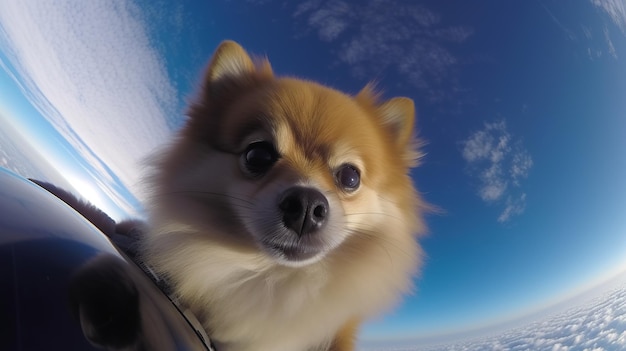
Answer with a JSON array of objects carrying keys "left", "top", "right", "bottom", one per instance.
[
  {"left": 155, "top": 233, "right": 342, "bottom": 351},
  {"left": 143, "top": 220, "right": 417, "bottom": 351}
]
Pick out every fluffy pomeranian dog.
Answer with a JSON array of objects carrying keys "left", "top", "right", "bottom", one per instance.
[{"left": 140, "top": 41, "right": 426, "bottom": 351}]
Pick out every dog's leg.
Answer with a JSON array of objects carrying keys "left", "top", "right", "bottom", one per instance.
[{"left": 328, "top": 319, "right": 359, "bottom": 351}]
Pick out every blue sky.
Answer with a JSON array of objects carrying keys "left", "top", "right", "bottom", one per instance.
[{"left": 1, "top": 0, "right": 626, "bottom": 347}]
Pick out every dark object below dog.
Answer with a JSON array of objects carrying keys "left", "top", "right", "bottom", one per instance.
[
  {"left": 27, "top": 178, "right": 214, "bottom": 350},
  {"left": 68, "top": 254, "right": 142, "bottom": 349}
]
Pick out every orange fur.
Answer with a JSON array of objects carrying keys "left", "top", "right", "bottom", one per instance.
[
  {"left": 141, "top": 40, "right": 426, "bottom": 351},
  {"left": 329, "top": 319, "right": 360, "bottom": 351}
]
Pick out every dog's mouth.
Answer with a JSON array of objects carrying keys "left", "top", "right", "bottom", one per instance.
[{"left": 264, "top": 241, "right": 322, "bottom": 262}]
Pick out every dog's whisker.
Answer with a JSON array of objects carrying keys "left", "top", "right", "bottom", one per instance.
[
  {"left": 343, "top": 211, "right": 409, "bottom": 226},
  {"left": 341, "top": 222, "right": 416, "bottom": 258}
]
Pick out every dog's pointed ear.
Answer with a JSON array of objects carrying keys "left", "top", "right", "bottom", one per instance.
[
  {"left": 378, "top": 97, "right": 415, "bottom": 148},
  {"left": 378, "top": 97, "right": 423, "bottom": 167},
  {"left": 357, "top": 85, "right": 422, "bottom": 166},
  {"left": 204, "top": 40, "right": 273, "bottom": 84}
]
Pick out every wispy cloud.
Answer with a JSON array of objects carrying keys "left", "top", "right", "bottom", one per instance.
[
  {"left": 498, "top": 193, "right": 527, "bottom": 223},
  {"left": 538, "top": 0, "right": 577, "bottom": 41},
  {"left": 0, "top": 1, "right": 177, "bottom": 216},
  {"left": 591, "top": 0, "right": 626, "bottom": 34},
  {"left": 461, "top": 121, "right": 533, "bottom": 223},
  {"left": 537, "top": 0, "right": 625, "bottom": 61},
  {"left": 292, "top": 0, "right": 473, "bottom": 102},
  {"left": 589, "top": 0, "right": 626, "bottom": 59},
  {"left": 604, "top": 25, "right": 618, "bottom": 58}
]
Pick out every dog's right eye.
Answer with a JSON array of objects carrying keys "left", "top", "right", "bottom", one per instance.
[{"left": 242, "top": 141, "right": 279, "bottom": 176}]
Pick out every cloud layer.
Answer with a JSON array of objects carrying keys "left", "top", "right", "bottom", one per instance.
[
  {"left": 293, "top": 0, "right": 473, "bottom": 102},
  {"left": 364, "top": 284, "right": 626, "bottom": 350},
  {"left": 0, "top": 1, "right": 177, "bottom": 214},
  {"left": 461, "top": 121, "right": 532, "bottom": 222}
]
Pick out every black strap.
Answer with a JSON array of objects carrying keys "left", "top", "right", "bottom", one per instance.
[{"left": 109, "top": 230, "right": 217, "bottom": 351}]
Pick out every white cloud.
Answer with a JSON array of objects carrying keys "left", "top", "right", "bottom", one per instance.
[
  {"left": 511, "top": 150, "right": 533, "bottom": 186},
  {"left": 461, "top": 131, "right": 494, "bottom": 162},
  {"left": 462, "top": 121, "right": 509, "bottom": 163},
  {"left": 589, "top": 0, "right": 626, "bottom": 60},
  {"left": 480, "top": 178, "right": 507, "bottom": 202},
  {"left": 0, "top": 1, "right": 177, "bottom": 215},
  {"left": 591, "top": 0, "right": 626, "bottom": 34},
  {"left": 498, "top": 194, "right": 527, "bottom": 223},
  {"left": 461, "top": 121, "right": 532, "bottom": 222},
  {"left": 293, "top": 0, "right": 473, "bottom": 102},
  {"left": 303, "top": 1, "right": 351, "bottom": 41}
]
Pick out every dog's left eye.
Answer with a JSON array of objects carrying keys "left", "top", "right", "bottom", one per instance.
[
  {"left": 242, "top": 141, "right": 279, "bottom": 176},
  {"left": 336, "top": 164, "right": 360, "bottom": 191}
]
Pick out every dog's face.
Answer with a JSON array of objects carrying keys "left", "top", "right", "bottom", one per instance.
[{"left": 152, "top": 41, "right": 421, "bottom": 267}]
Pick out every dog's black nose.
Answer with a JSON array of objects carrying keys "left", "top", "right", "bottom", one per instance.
[{"left": 279, "top": 186, "right": 329, "bottom": 236}]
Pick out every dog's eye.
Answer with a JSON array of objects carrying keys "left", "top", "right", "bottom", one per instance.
[
  {"left": 243, "top": 141, "right": 278, "bottom": 175},
  {"left": 336, "top": 164, "right": 360, "bottom": 191}
]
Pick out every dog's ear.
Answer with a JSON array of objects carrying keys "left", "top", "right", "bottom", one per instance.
[
  {"left": 377, "top": 97, "right": 415, "bottom": 148},
  {"left": 378, "top": 97, "right": 423, "bottom": 167},
  {"left": 204, "top": 40, "right": 273, "bottom": 84},
  {"left": 357, "top": 85, "right": 422, "bottom": 166}
]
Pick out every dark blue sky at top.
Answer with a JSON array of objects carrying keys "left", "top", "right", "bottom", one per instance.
[{"left": 1, "top": 0, "right": 625, "bottom": 344}]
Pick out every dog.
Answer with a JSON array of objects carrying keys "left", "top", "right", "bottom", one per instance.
[{"left": 140, "top": 40, "right": 426, "bottom": 351}]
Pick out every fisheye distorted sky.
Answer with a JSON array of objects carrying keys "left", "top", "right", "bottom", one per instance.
[{"left": 1, "top": 0, "right": 626, "bottom": 346}]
